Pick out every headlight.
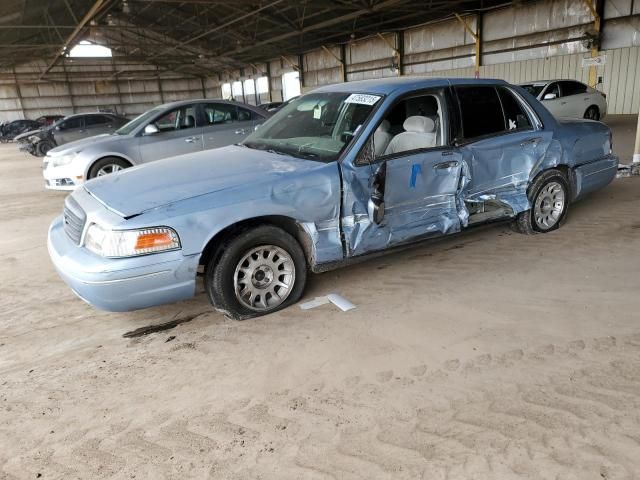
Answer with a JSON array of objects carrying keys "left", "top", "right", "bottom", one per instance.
[
  {"left": 51, "top": 152, "right": 79, "bottom": 167},
  {"left": 84, "top": 225, "right": 181, "bottom": 258}
]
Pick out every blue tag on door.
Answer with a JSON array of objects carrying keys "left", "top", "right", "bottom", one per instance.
[{"left": 410, "top": 163, "right": 422, "bottom": 188}]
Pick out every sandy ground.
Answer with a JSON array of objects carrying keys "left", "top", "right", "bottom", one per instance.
[{"left": 1, "top": 116, "right": 640, "bottom": 479}]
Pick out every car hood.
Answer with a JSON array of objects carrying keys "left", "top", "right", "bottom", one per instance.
[
  {"left": 84, "top": 145, "right": 328, "bottom": 218},
  {"left": 14, "top": 128, "right": 46, "bottom": 141},
  {"left": 47, "top": 133, "right": 120, "bottom": 156}
]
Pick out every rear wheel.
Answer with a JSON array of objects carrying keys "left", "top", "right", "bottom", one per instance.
[
  {"left": 205, "top": 225, "right": 307, "bottom": 320},
  {"left": 584, "top": 106, "right": 600, "bottom": 121},
  {"left": 514, "top": 169, "right": 569, "bottom": 234},
  {"left": 88, "top": 157, "right": 131, "bottom": 179}
]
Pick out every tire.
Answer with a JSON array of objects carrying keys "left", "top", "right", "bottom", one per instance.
[
  {"left": 205, "top": 225, "right": 307, "bottom": 320},
  {"left": 36, "top": 140, "right": 55, "bottom": 157},
  {"left": 514, "top": 169, "right": 570, "bottom": 235},
  {"left": 88, "top": 157, "right": 131, "bottom": 179},
  {"left": 584, "top": 106, "right": 600, "bottom": 121}
]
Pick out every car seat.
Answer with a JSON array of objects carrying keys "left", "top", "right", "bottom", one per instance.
[{"left": 384, "top": 116, "right": 436, "bottom": 155}]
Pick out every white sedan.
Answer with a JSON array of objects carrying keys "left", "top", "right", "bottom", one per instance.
[{"left": 520, "top": 80, "right": 607, "bottom": 121}]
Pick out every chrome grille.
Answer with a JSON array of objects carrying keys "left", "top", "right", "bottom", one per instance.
[{"left": 63, "top": 196, "right": 86, "bottom": 245}]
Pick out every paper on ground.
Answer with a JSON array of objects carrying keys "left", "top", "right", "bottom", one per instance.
[
  {"left": 299, "top": 294, "right": 357, "bottom": 312},
  {"left": 328, "top": 294, "right": 356, "bottom": 312},
  {"left": 299, "top": 296, "right": 331, "bottom": 310}
]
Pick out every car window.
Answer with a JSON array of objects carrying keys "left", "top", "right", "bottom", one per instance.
[
  {"left": 559, "top": 80, "right": 587, "bottom": 96},
  {"left": 243, "top": 92, "right": 378, "bottom": 162},
  {"left": 59, "top": 117, "right": 83, "bottom": 130},
  {"left": 373, "top": 92, "right": 445, "bottom": 158},
  {"left": 455, "top": 86, "right": 505, "bottom": 140},
  {"left": 202, "top": 104, "right": 238, "bottom": 125},
  {"left": 85, "top": 115, "right": 111, "bottom": 127},
  {"left": 154, "top": 106, "right": 197, "bottom": 132},
  {"left": 520, "top": 84, "right": 546, "bottom": 97},
  {"left": 497, "top": 87, "right": 532, "bottom": 132}
]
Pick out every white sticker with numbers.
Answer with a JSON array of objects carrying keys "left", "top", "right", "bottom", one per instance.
[{"left": 344, "top": 94, "right": 381, "bottom": 106}]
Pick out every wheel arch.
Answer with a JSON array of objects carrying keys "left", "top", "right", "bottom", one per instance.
[
  {"left": 84, "top": 154, "right": 134, "bottom": 179},
  {"left": 529, "top": 164, "right": 574, "bottom": 200},
  {"left": 198, "top": 215, "right": 314, "bottom": 270}
]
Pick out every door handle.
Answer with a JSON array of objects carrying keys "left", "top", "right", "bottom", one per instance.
[
  {"left": 185, "top": 136, "right": 197, "bottom": 143},
  {"left": 520, "top": 137, "right": 542, "bottom": 147},
  {"left": 560, "top": 101, "right": 567, "bottom": 105},
  {"left": 433, "top": 160, "right": 459, "bottom": 170},
  {"left": 235, "top": 129, "right": 246, "bottom": 135}
]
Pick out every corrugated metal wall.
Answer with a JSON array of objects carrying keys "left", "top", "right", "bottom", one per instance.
[{"left": 1, "top": 0, "right": 639, "bottom": 122}]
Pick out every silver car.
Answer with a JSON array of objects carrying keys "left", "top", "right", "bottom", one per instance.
[{"left": 43, "top": 100, "right": 270, "bottom": 190}]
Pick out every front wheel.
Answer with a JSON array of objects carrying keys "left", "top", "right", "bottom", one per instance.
[
  {"left": 88, "top": 157, "right": 131, "bottom": 179},
  {"left": 205, "top": 225, "right": 307, "bottom": 320},
  {"left": 514, "top": 169, "right": 569, "bottom": 234},
  {"left": 36, "top": 140, "right": 55, "bottom": 157}
]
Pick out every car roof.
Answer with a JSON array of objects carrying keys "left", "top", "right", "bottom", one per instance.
[
  {"left": 64, "top": 112, "right": 124, "bottom": 119},
  {"left": 313, "top": 77, "right": 509, "bottom": 95},
  {"left": 519, "top": 79, "right": 587, "bottom": 85},
  {"left": 157, "top": 98, "right": 268, "bottom": 114}
]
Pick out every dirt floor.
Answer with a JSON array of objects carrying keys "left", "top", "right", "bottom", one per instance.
[{"left": 1, "top": 115, "right": 640, "bottom": 479}]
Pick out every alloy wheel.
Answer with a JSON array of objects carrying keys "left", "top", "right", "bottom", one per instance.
[
  {"left": 533, "top": 181, "right": 566, "bottom": 230},
  {"left": 96, "top": 164, "right": 123, "bottom": 176},
  {"left": 233, "top": 245, "right": 296, "bottom": 311}
]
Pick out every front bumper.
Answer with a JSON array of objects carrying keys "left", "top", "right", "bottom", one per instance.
[
  {"left": 43, "top": 160, "right": 84, "bottom": 191},
  {"left": 48, "top": 216, "right": 199, "bottom": 312}
]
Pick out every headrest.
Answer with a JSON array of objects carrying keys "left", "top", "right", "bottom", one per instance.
[
  {"left": 403, "top": 115, "right": 435, "bottom": 133},
  {"left": 184, "top": 115, "right": 195, "bottom": 128},
  {"left": 376, "top": 119, "right": 390, "bottom": 133}
]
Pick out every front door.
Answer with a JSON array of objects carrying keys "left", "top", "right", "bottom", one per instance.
[
  {"left": 52, "top": 116, "right": 85, "bottom": 145},
  {"left": 341, "top": 89, "right": 465, "bottom": 257},
  {"left": 138, "top": 104, "right": 203, "bottom": 163}
]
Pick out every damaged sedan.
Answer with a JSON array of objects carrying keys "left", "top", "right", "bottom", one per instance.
[{"left": 48, "top": 78, "right": 618, "bottom": 319}]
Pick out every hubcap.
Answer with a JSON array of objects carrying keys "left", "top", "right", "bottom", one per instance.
[
  {"left": 96, "top": 164, "right": 122, "bottom": 176},
  {"left": 534, "top": 181, "right": 565, "bottom": 230},
  {"left": 233, "top": 245, "right": 295, "bottom": 311}
]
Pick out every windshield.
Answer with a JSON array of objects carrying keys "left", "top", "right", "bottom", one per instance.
[
  {"left": 520, "top": 84, "right": 546, "bottom": 97},
  {"left": 243, "top": 92, "right": 381, "bottom": 162},
  {"left": 115, "top": 106, "right": 163, "bottom": 135}
]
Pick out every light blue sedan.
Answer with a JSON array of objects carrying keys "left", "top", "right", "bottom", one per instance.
[{"left": 48, "top": 78, "right": 618, "bottom": 319}]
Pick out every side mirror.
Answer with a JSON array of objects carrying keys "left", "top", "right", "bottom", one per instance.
[
  {"left": 55, "top": 125, "right": 61, "bottom": 131},
  {"left": 367, "top": 161, "right": 386, "bottom": 225},
  {"left": 543, "top": 93, "right": 557, "bottom": 101},
  {"left": 143, "top": 124, "right": 159, "bottom": 135}
]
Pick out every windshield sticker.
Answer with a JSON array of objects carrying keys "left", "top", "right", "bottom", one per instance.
[{"left": 345, "top": 94, "right": 381, "bottom": 106}]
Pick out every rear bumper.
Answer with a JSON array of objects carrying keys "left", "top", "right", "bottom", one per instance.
[
  {"left": 572, "top": 154, "right": 618, "bottom": 201},
  {"left": 48, "top": 216, "right": 199, "bottom": 312}
]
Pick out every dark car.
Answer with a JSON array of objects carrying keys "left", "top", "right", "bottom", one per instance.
[
  {"left": 0, "top": 119, "right": 42, "bottom": 142},
  {"left": 16, "top": 112, "right": 128, "bottom": 157}
]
